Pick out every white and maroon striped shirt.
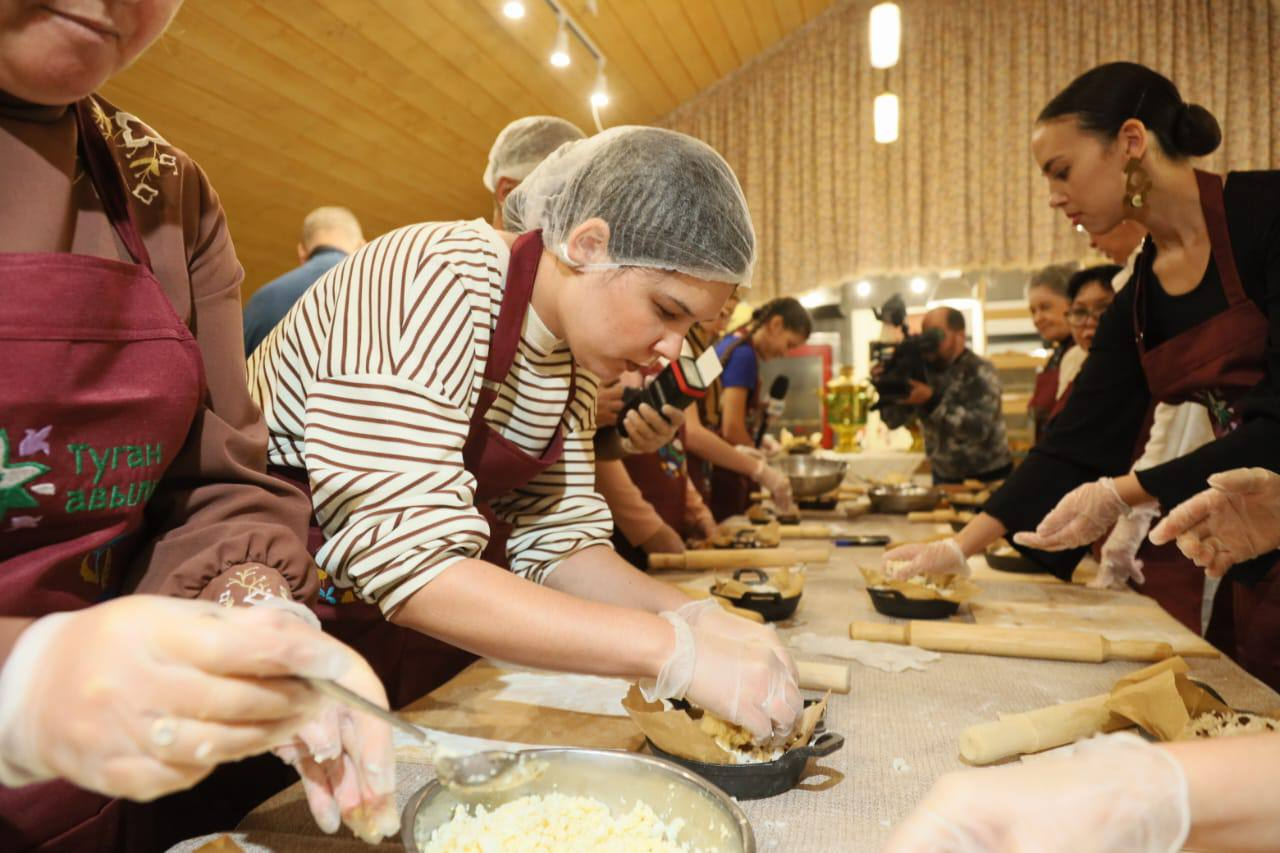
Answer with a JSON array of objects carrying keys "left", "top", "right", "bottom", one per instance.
[{"left": 247, "top": 220, "right": 611, "bottom": 614}]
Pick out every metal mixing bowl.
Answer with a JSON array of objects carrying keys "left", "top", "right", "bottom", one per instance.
[
  {"left": 402, "top": 748, "right": 756, "bottom": 852},
  {"left": 868, "top": 483, "right": 943, "bottom": 513},
  {"left": 774, "top": 455, "right": 848, "bottom": 498}
]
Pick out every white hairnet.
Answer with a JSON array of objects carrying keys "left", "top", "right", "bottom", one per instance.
[
  {"left": 503, "top": 126, "right": 755, "bottom": 286},
  {"left": 482, "top": 116, "right": 587, "bottom": 193}
]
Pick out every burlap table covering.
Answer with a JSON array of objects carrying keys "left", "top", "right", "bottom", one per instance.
[{"left": 171, "top": 511, "right": 1278, "bottom": 852}]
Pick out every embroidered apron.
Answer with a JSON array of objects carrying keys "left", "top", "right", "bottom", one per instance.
[{"left": 0, "top": 100, "right": 205, "bottom": 853}]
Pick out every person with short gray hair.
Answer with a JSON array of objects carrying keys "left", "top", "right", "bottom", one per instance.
[{"left": 484, "top": 115, "right": 586, "bottom": 228}]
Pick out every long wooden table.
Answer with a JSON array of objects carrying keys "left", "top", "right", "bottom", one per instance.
[{"left": 172, "top": 511, "right": 1280, "bottom": 852}]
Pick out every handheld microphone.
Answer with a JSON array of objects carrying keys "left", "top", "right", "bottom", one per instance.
[{"left": 755, "top": 375, "right": 790, "bottom": 447}]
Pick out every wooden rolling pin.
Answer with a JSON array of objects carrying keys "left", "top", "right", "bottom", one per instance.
[
  {"left": 778, "top": 523, "right": 832, "bottom": 539},
  {"left": 958, "top": 658, "right": 1187, "bottom": 764},
  {"left": 850, "top": 621, "right": 1173, "bottom": 663},
  {"left": 650, "top": 547, "right": 831, "bottom": 571},
  {"left": 960, "top": 694, "right": 1127, "bottom": 765},
  {"left": 797, "top": 660, "right": 850, "bottom": 694}
]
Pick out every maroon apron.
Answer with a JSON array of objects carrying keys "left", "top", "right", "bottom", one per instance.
[
  {"left": 1130, "top": 171, "right": 1280, "bottom": 686},
  {"left": 621, "top": 430, "right": 689, "bottom": 536},
  {"left": 1029, "top": 340, "right": 1070, "bottom": 442},
  {"left": 276, "top": 229, "right": 577, "bottom": 709},
  {"left": 0, "top": 101, "right": 206, "bottom": 851}
]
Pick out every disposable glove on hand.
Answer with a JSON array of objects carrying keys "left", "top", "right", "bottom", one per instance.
[
  {"left": 884, "top": 732, "right": 1190, "bottom": 853},
  {"left": 753, "top": 463, "right": 796, "bottom": 514},
  {"left": 1014, "top": 478, "right": 1129, "bottom": 551},
  {"left": 1090, "top": 502, "right": 1160, "bottom": 590},
  {"left": 1150, "top": 467, "right": 1280, "bottom": 577},
  {"left": 677, "top": 598, "right": 798, "bottom": 682},
  {"left": 882, "top": 538, "right": 969, "bottom": 579},
  {"left": 642, "top": 613, "right": 802, "bottom": 741}
]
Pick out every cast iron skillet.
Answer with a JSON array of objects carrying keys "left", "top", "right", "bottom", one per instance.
[
  {"left": 985, "top": 544, "right": 1051, "bottom": 574},
  {"left": 867, "top": 586, "right": 959, "bottom": 619},
  {"left": 711, "top": 568, "right": 801, "bottom": 622},
  {"left": 646, "top": 700, "right": 844, "bottom": 800}
]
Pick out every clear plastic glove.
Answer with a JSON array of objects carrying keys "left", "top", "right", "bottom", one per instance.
[
  {"left": 272, "top": 652, "right": 398, "bottom": 842},
  {"left": 754, "top": 463, "right": 796, "bottom": 514},
  {"left": 643, "top": 614, "right": 801, "bottom": 741},
  {"left": 1149, "top": 467, "right": 1280, "bottom": 577},
  {"left": 0, "top": 598, "right": 347, "bottom": 800},
  {"left": 734, "top": 444, "right": 766, "bottom": 462},
  {"left": 677, "top": 598, "right": 799, "bottom": 682},
  {"left": 882, "top": 538, "right": 968, "bottom": 579},
  {"left": 884, "top": 732, "right": 1189, "bottom": 853},
  {"left": 619, "top": 403, "right": 685, "bottom": 455},
  {"left": 1090, "top": 502, "right": 1160, "bottom": 590},
  {"left": 1014, "top": 477, "right": 1129, "bottom": 552},
  {"left": 759, "top": 434, "right": 782, "bottom": 457}
]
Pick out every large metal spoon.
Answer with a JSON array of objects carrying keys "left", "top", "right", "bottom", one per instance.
[{"left": 303, "top": 678, "right": 543, "bottom": 793}]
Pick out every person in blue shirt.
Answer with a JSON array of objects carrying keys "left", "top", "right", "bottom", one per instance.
[
  {"left": 242, "top": 206, "right": 365, "bottom": 355},
  {"left": 709, "top": 297, "right": 813, "bottom": 518}
]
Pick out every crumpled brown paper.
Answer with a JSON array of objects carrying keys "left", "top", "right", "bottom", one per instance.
[
  {"left": 712, "top": 566, "right": 805, "bottom": 600},
  {"left": 859, "top": 566, "right": 978, "bottom": 603},
  {"left": 621, "top": 685, "right": 828, "bottom": 764},
  {"left": 1104, "top": 658, "right": 1234, "bottom": 741}
]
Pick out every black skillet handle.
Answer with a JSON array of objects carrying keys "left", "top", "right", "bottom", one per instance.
[
  {"left": 804, "top": 731, "right": 845, "bottom": 759},
  {"left": 733, "top": 568, "right": 770, "bottom": 585}
]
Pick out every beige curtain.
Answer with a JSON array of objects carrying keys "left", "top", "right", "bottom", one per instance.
[{"left": 659, "top": 0, "right": 1280, "bottom": 300}]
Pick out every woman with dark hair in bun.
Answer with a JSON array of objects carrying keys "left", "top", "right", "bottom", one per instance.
[
  {"left": 707, "top": 297, "right": 813, "bottom": 519},
  {"left": 883, "top": 62, "right": 1280, "bottom": 689}
]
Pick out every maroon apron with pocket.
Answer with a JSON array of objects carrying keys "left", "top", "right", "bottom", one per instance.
[
  {"left": 1029, "top": 341, "right": 1070, "bottom": 442},
  {"left": 274, "top": 229, "right": 579, "bottom": 709},
  {"left": 1130, "top": 171, "right": 1280, "bottom": 687},
  {"left": 0, "top": 101, "right": 206, "bottom": 852},
  {"left": 621, "top": 430, "right": 690, "bottom": 537}
]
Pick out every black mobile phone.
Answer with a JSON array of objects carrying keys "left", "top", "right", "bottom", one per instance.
[{"left": 616, "top": 348, "right": 723, "bottom": 438}]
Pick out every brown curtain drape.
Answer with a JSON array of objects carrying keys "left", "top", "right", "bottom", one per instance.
[{"left": 659, "top": 0, "right": 1280, "bottom": 299}]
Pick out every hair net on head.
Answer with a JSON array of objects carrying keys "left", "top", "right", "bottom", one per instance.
[
  {"left": 483, "top": 116, "right": 587, "bottom": 193},
  {"left": 502, "top": 126, "right": 756, "bottom": 286}
]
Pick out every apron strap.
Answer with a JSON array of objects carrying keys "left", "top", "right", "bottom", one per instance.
[
  {"left": 72, "top": 99, "right": 154, "bottom": 271},
  {"left": 1132, "top": 170, "right": 1246, "bottom": 350},
  {"left": 473, "top": 228, "right": 544, "bottom": 422},
  {"left": 1194, "top": 170, "right": 1247, "bottom": 306}
]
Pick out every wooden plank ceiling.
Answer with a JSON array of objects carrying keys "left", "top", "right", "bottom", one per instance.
[{"left": 101, "top": 0, "right": 836, "bottom": 296}]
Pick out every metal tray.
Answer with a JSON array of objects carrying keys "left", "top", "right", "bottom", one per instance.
[
  {"left": 868, "top": 484, "right": 942, "bottom": 514},
  {"left": 401, "top": 748, "right": 755, "bottom": 852}
]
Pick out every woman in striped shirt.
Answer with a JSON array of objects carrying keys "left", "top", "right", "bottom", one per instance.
[{"left": 250, "top": 127, "right": 801, "bottom": 740}]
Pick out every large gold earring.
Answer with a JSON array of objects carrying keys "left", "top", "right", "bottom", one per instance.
[{"left": 1124, "top": 157, "right": 1151, "bottom": 209}]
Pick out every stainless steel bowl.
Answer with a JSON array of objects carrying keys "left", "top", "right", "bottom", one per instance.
[
  {"left": 868, "top": 483, "right": 942, "bottom": 513},
  {"left": 774, "top": 455, "right": 848, "bottom": 498},
  {"left": 402, "top": 748, "right": 756, "bottom": 852}
]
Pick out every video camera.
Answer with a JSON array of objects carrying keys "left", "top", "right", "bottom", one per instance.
[{"left": 869, "top": 294, "right": 943, "bottom": 408}]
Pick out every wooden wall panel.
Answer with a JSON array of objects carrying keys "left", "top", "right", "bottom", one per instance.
[{"left": 102, "top": 0, "right": 835, "bottom": 294}]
